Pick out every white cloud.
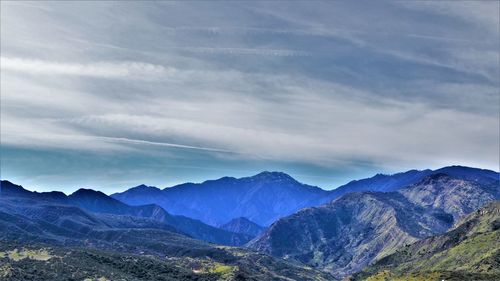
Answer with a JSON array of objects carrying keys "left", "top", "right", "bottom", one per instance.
[{"left": 1, "top": 57, "right": 174, "bottom": 79}]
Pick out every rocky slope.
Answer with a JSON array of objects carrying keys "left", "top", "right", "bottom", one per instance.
[
  {"left": 248, "top": 174, "right": 499, "bottom": 278},
  {"left": 399, "top": 173, "right": 498, "bottom": 221},
  {"left": 351, "top": 201, "right": 500, "bottom": 281}
]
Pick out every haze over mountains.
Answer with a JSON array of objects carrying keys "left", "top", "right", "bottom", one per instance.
[{"left": 1, "top": 165, "right": 498, "bottom": 280}]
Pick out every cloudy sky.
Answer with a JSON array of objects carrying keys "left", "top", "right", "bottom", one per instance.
[{"left": 1, "top": 1, "right": 499, "bottom": 193}]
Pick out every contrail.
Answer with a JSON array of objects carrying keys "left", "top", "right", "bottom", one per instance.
[{"left": 95, "top": 136, "right": 235, "bottom": 153}]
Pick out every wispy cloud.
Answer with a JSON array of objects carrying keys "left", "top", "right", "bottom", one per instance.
[
  {"left": 397, "top": 1, "right": 499, "bottom": 34},
  {"left": 1, "top": 57, "right": 174, "bottom": 79},
  {"left": 180, "top": 47, "right": 310, "bottom": 57}
]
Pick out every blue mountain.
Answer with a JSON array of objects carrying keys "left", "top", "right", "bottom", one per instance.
[
  {"left": 113, "top": 171, "right": 331, "bottom": 226},
  {"left": 330, "top": 165, "right": 498, "bottom": 198},
  {"left": 0, "top": 180, "right": 252, "bottom": 246}
]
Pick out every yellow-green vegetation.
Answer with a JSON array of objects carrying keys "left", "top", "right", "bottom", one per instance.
[
  {"left": 366, "top": 270, "right": 445, "bottom": 281},
  {"left": 185, "top": 257, "right": 238, "bottom": 280},
  {"left": 209, "top": 263, "right": 235, "bottom": 274},
  {"left": 209, "top": 263, "right": 238, "bottom": 280},
  {"left": 2, "top": 248, "right": 53, "bottom": 261},
  {"left": 376, "top": 231, "right": 500, "bottom": 275},
  {"left": 424, "top": 231, "right": 499, "bottom": 272}
]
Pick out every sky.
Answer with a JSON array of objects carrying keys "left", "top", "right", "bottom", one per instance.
[{"left": 1, "top": 1, "right": 499, "bottom": 193}]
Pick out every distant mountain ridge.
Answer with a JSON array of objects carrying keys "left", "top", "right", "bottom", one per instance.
[
  {"left": 112, "top": 171, "right": 331, "bottom": 226},
  {"left": 112, "top": 166, "right": 498, "bottom": 227},
  {"left": 0, "top": 180, "right": 252, "bottom": 246},
  {"left": 330, "top": 165, "right": 499, "bottom": 198}
]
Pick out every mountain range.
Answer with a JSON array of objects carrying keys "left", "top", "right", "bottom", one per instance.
[
  {"left": 248, "top": 172, "right": 499, "bottom": 278},
  {"left": 1, "top": 165, "right": 498, "bottom": 280},
  {"left": 112, "top": 171, "right": 331, "bottom": 226},
  {"left": 112, "top": 166, "right": 498, "bottom": 228}
]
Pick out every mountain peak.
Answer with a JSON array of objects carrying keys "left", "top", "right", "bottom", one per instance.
[
  {"left": 71, "top": 188, "right": 108, "bottom": 198},
  {"left": 435, "top": 165, "right": 499, "bottom": 181},
  {"left": 130, "top": 184, "right": 160, "bottom": 191},
  {"left": 252, "top": 171, "right": 295, "bottom": 182},
  {"left": 1, "top": 180, "right": 67, "bottom": 201},
  {"left": 1, "top": 180, "right": 26, "bottom": 193}
]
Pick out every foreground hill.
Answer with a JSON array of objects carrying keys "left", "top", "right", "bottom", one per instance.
[
  {"left": 351, "top": 201, "right": 500, "bottom": 281},
  {"left": 0, "top": 181, "right": 251, "bottom": 246},
  {"left": 0, "top": 199, "right": 335, "bottom": 280},
  {"left": 248, "top": 173, "right": 499, "bottom": 278},
  {"left": 0, "top": 240, "right": 335, "bottom": 281},
  {"left": 113, "top": 171, "right": 331, "bottom": 226}
]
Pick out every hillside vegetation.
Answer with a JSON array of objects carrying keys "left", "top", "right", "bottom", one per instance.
[{"left": 351, "top": 201, "right": 500, "bottom": 281}]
